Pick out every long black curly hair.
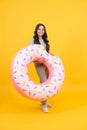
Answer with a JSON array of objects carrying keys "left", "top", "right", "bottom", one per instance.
[{"left": 33, "top": 23, "right": 50, "bottom": 53}]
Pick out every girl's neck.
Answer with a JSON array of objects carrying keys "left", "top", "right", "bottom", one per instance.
[{"left": 38, "top": 36, "right": 42, "bottom": 39}]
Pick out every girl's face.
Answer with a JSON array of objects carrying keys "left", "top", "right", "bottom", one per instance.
[{"left": 37, "top": 25, "right": 45, "bottom": 38}]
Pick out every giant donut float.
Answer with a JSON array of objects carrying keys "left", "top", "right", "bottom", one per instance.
[{"left": 11, "top": 44, "right": 64, "bottom": 101}]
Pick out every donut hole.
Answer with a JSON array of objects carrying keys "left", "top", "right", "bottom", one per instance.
[
  {"left": 28, "top": 61, "right": 49, "bottom": 84},
  {"left": 28, "top": 62, "right": 40, "bottom": 83},
  {"left": 28, "top": 62, "right": 49, "bottom": 84}
]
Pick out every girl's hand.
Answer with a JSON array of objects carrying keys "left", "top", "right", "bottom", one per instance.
[
  {"left": 38, "top": 58, "right": 45, "bottom": 64},
  {"left": 50, "top": 53, "right": 54, "bottom": 56}
]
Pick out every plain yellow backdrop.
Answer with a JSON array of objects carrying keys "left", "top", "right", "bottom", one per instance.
[{"left": 0, "top": 0, "right": 87, "bottom": 130}]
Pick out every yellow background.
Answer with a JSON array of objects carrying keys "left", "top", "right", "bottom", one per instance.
[{"left": 0, "top": 0, "right": 87, "bottom": 130}]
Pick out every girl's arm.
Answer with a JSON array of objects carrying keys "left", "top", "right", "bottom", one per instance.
[
  {"left": 49, "top": 53, "right": 54, "bottom": 56},
  {"left": 29, "top": 38, "right": 34, "bottom": 45}
]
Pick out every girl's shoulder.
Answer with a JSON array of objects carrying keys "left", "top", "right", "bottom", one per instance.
[{"left": 29, "top": 38, "right": 34, "bottom": 45}]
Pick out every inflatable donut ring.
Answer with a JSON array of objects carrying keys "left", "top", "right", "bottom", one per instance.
[{"left": 11, "top": 44, "right": 64, "bottom": 101}]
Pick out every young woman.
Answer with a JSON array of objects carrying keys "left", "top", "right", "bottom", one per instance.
[{"left": 30, "top": 23, "right": 51, "bottom": 113}]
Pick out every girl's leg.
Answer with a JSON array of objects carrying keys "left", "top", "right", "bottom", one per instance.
[
  {"left": 40, "top": 100, "right": 52, "bottom": 108},
  {"left": 34, "top": 63, "right": 51, "bottom": 112},
  {"left": 34, "top": 63, "right": 47, "bottom": 83}
]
